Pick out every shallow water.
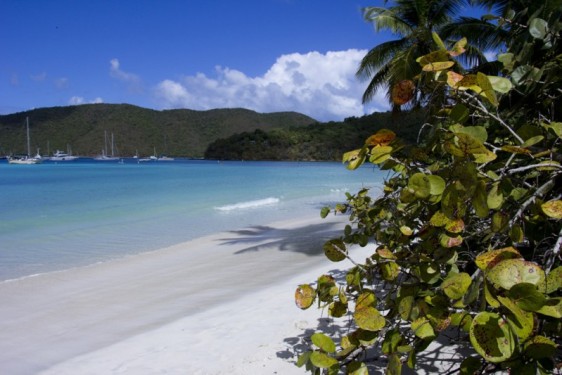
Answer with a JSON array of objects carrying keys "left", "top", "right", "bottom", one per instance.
[{"left": 0, "top": 159, "right": 385, "bottom": 280}]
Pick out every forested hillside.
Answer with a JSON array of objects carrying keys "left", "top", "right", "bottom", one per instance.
[
  {"left": 0, "top": 104, "right": 315, "bottom": 158},
  {"left": 205, "top": 110, "right": 426, "bottom": 161}
]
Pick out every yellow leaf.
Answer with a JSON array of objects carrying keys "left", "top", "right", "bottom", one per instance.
[{"left": 542, "top": 200, "right": 562, "bottom": 219}]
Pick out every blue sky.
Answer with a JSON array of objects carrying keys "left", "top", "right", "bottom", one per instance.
[{"left": 1, "top": 0, "right": 481, "bottom": 121}]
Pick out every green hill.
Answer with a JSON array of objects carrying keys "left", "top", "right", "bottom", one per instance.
[{"left": 0, "top": 104, "right": 316, "bottom": 158}]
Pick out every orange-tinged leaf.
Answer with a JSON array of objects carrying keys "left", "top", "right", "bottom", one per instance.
[
  {"left": 447, "top": 71, "right": 464, "bottom": 87},
  {"left": 449, "top": 37, "right": 467, "bottom": 57},
  {"left": 391, "top": 80, "right": 415, "bottom": 105},
  {"left": 365, "top": 129, "right": 396, "bottom": 146},
  {"left": 377, "top": 247, "right": 397, "bottom": 259},
  {"left": 295, "top": 284, "right": 316, "bottom": 309},
  {"left": 475, "top": 247, "right": 522, "bottom": 271}
]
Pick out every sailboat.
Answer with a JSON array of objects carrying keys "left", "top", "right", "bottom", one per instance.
[
  {"left": 94, "top": 131, "right": 120, "bottom": 161},
  {"left": 8, "top": 117, "right": 43, "bottom": 164}
]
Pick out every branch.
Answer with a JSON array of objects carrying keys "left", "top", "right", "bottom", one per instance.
[
  {"left": 507, "top": 163, "right": 562, "bottom": 175},
  {"left": 509, "top": 179, "right": 555, "bottom": 228},
  {"left": 459, "top": 91, "right": 525, "bottom": 145}
]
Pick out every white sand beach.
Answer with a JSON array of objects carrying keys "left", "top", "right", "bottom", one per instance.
[
  {"left": 0, "top": 214, "right": 365, "bottom": 374},
  {"left": 0, "top": 213, "right": 471, "bottom": 374}
]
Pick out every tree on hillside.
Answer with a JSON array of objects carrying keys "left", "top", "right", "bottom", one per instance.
[{"left": 295, "top": 1, "right": 561, "bottom": 374}]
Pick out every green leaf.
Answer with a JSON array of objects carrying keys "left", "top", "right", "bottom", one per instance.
[
  {"left": 427, "top": 175, "right": 446, "bottom": 195},
  {"left": 524, "top": 336, "right": 557, "bottom": 359},
  {"left": 296, "top": 351, "right": 311, "bottom": 367},
  {"left": 411, "top": 317, "right": 435, "bottom": 340},
  {"left": 472, "top": 180, "right": 489, "bottom": 218},
  {"left": 310, "top": 351, "right": 338, "bottom": 368},
  {"left": 408, "top": 173, "right": 431, "bottom": 199},
  {"left": 442, "top": 272, "right": 472, "bottom": 300},
  {"left": 369, "top": 145, "right": 393, "bottom": 164},
  {"left": 295, "top": 284, "right": 316, "bottom": 309},
  {"left": 343, "top": 149, "right": 366, "bottom": 170},
  {"left": 476, "top": 72, "right": 498, "bottom": 106},
  {"left": 469, "top": 312, "right": 515, "bottom": 363},
  {"left": 324, "top": 239, "right": 347, "bottom": 262},
  {"left": 536, "top": 297, "right": 562, "bottom": 318},
  {"left": 497, "top": 295, "right": 534, "bottom": 340},
  {"left": 487, "top": 259, "right": 546, "bottom": 290},
  {"left": 320, "top": 206, "right": 330, "bottom": 218},
  {"left": 354, "top": 306, "right": 385, "bottom": 331},
  {"left": 488, "top": 76, "right": 513, "bottom": 93},
  {"left": 487, "top": 183, "right": 504, "bottom": 210},
  {"left": 522, "top": 135, "right": 544, "bottom": 147},
  {"left": 456, "top": 133, "right": 488, "bottom": 155},
  {"left": 545, "top": 266, "right": 562, "bottom": 293},
  {"left": 439, "top": 233, "right": 463, "bottom": 248},
  {"left": 506, "top": 283, "right": 547, "bottom": 311},
  {"left": 422, "top": 61, "right": 455, "bottom": 72},
  {"left": 432, "top": 31, "right": 447, "bottom": 51},
  {"left": 311, "top": 332, "right": 336, "bottom": 353},
  {"left": 529, "top": 18, "right": 548, "bottom": 39},
  {"left": 450, "top": 104, "right": 469, "bottom": 124},
  {"left": 455, "top": 125, "right": 488, "bottom": 143},
  {"left": 347, "top": 361, "right": 369, "bottom": 375},
  {"left": 387, "top": 353, "right": 402, "bottom": 375},
  {"left": 329, "top": 301, "right": 348, "bottom": 318},
  {"left": 460, "top": 357, "right": 482, "bottom": 375},
  {"left": 449, "top": 37, "right": 467, "bottom": 57}
]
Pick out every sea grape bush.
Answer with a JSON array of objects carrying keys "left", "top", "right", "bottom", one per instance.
[{"left": 294, "top": 8, "right": 561, "bottom": 375}]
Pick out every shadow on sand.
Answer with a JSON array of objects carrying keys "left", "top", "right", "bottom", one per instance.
[{"left": 217, "top": 220, "right": 345, "bottom": 257}]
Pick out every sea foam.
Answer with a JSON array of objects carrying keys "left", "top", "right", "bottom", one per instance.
[{"left": 214, "top": 197, "right": 280, "bottom": 211}]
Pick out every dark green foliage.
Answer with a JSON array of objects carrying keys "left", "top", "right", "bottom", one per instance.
[
  {"left": 0, "top": 104, "right": 314, "bottom": 158},
  {"left": 204, "top": 110, "right": 426, "bottom": 161}
]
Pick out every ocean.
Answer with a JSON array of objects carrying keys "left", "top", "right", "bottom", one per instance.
[{"left": 0, "top": 159, "right": 385, "bottom": 281}]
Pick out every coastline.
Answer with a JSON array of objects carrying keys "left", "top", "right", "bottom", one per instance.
[{"left": 0, "top": 213, "right": 360, "bottom": 374}]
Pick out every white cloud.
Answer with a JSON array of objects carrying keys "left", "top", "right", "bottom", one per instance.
[
  {"left": 154, "top": 50, "right": 388, "bottom": 121},
  {"left": 110, "top": 58, "right": 142, "bottom": 93},
  {"left": 68, "top": 96, "right": 104, "bottom": 105}
]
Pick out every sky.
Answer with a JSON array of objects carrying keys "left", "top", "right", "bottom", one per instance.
[{"left": 1, "top": 0, "right": 480, "bottom": 122}]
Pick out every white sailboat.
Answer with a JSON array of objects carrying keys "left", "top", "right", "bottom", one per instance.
[
  {"left": 94, "top": 131, "right": 120, "bottom": 161},
  {"left": 8, "top": 117, "right": 43, "bottom": 164}
]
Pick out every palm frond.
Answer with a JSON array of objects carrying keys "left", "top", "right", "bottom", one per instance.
[
  {"left": 363, "top": 6, "right": 413, "bottom": 35},
  {"left": 356, "top": 38, "right": 411, "bottom": 80}
]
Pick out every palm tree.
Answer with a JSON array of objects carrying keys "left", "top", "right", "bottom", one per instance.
[{"left": 357, "top": 0, "right": 467, "bottom": 110}]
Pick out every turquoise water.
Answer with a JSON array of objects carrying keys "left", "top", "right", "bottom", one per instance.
[{"left": 0, "top": 159, "right": 385, "bottom": 281}]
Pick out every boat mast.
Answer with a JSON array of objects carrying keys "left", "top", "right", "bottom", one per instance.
[{"left": 26, "top": 117, "right": 31, "bottom": 157}]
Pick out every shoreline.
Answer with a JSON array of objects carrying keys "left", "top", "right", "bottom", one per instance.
[{"left": 0, "top": 213, "right": 357, "bottom": 374}]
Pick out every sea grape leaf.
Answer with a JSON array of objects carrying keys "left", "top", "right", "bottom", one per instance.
[
  {"left": 449, "top": 37, "right": 467, "bottom": 57},
  {"left": 320, "top": 206, "right": 330, "bottom": 218},
  {"left": 356, "top": 290, "right": 376, "bottom": 309},
  {"left": 477, "top": 72, "right": 498, "bottom": 106},
  {"left": 347, "top": 361, "right": 369, "bottom": 375},
  {"left": 501, "top": 145, "right": 531, "bottom": 154},
  {"left": 343, "top": 148, "right": 366, "bottom": 170},
  {"left": 545, "top": 266, "right": 562, "bottom": 293},
  {"left": 469, "top": 312, "right": 515, "bottom": 363},
  {"left": 387, "top": 353, "right": 402, "bottom": 375},
  {"left": 442, "top": 272, "right": 472, "bottom": 300},
  {"left": 422, "top": 61, "right": 455, "bottom": 72},
  {"left": 310, "top": 351, "right": 338, "bottom": 368},
  {"left": 416, "top": 50, "right": 450, "bottom": 66},
  {"left": 366, "top": 129, "right": 396, "bottom": 146},
  {"left": 541, "top": 200, "right": 562, "bottom": 219},
  {"left": 391, "top": 80, "right": 415, "bottom": 105},
  {"left": 427, "top": 175, "right": 446, "bottom": 195},
  {"left": 447, "top": 71, "right": 464, "bottom": 87},
  {"left": 455, "top": 133, "right": 488, "bottom": 155},
  {"left": 497, "top": 295, "right": 534, "bottom": 340},
  {"left": 354, "top": 306, "right": 385, "bottom": 331},
  {"left": 506, "top": 283, "right": 547, "bottom": 311},
  {"left": 369, "top": 145, "right": 393, "bottom": 164},
  {"left": 295, "top": 284, "right": 316, "bottom": 309},
  {"left": 430, "top": 211, "right": 449, "bottom": 227},
  {"left": 450, "top": 103, "right": 469, "bottom": 124},
  {"left": 380, "top": 261, "right": 400, "bottom": 281},
  {"left": 460, "top": 357, "right": 482, "bottom": 375},
  {"left": 432, "top": 31, "right": 447, "bottom": 51},
  {"left": 472, "top": 180, "right": 489, "bottom": 218},
  {"left": 377, "top": 247, "right": 397, "bottom": 259},
  {"left": 524, "top": 336, "right": 557, "bottom": 360},
  {"left": 491, "top": 211, "right": 509, "bottom": 232},
  {"left": 475, "top": 247, "right": 522, "bottom": 271},
  {"left": 487, "top": 183, "right": 504, "bottom": 210},
  {"left": 536, "top": 297, "right": 562, "bottom": 318},
  {"left": 473, "top": 148, "right": 497, "bottom": 163},
  {"left": 311, "top": 332, "right": 336, "bottom": 353},
  {"left": 487, "top": 259, "right": 545, "bottom": 290},
  {"left": 408, "top": 173, "right": 432, "bottom": 198},
  {"left": 455, "top": 125, "right": 488, "bottom": 143},
  {"left": 439, "top": 233, "right": 463, "bottom": 248},
  {"left": 445, "top": 217, "right": 465, "bottom": 233},
  {"left": 324, "top": 239, "right": 347, "bottom": 262},
  {"left": 329, "top": 301, "right": 348, "bottom": 318},
  {"left": 488, "top": 76, "right": 513, "bottom": 93},
  {"left": 485, "top": 281, "right": 501, "bottom": 308},
  {"left": 296, "top": 351, "right": 311, "bottom": 367},
  {"left": 522, "top": 135, "right": 544, "bottom": 147},
  {"left": 529, "top": 18, "right": 548, "bottom": 39},
  {"left": 411, "top": 317, "right": 435, "bottom": 340}
]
